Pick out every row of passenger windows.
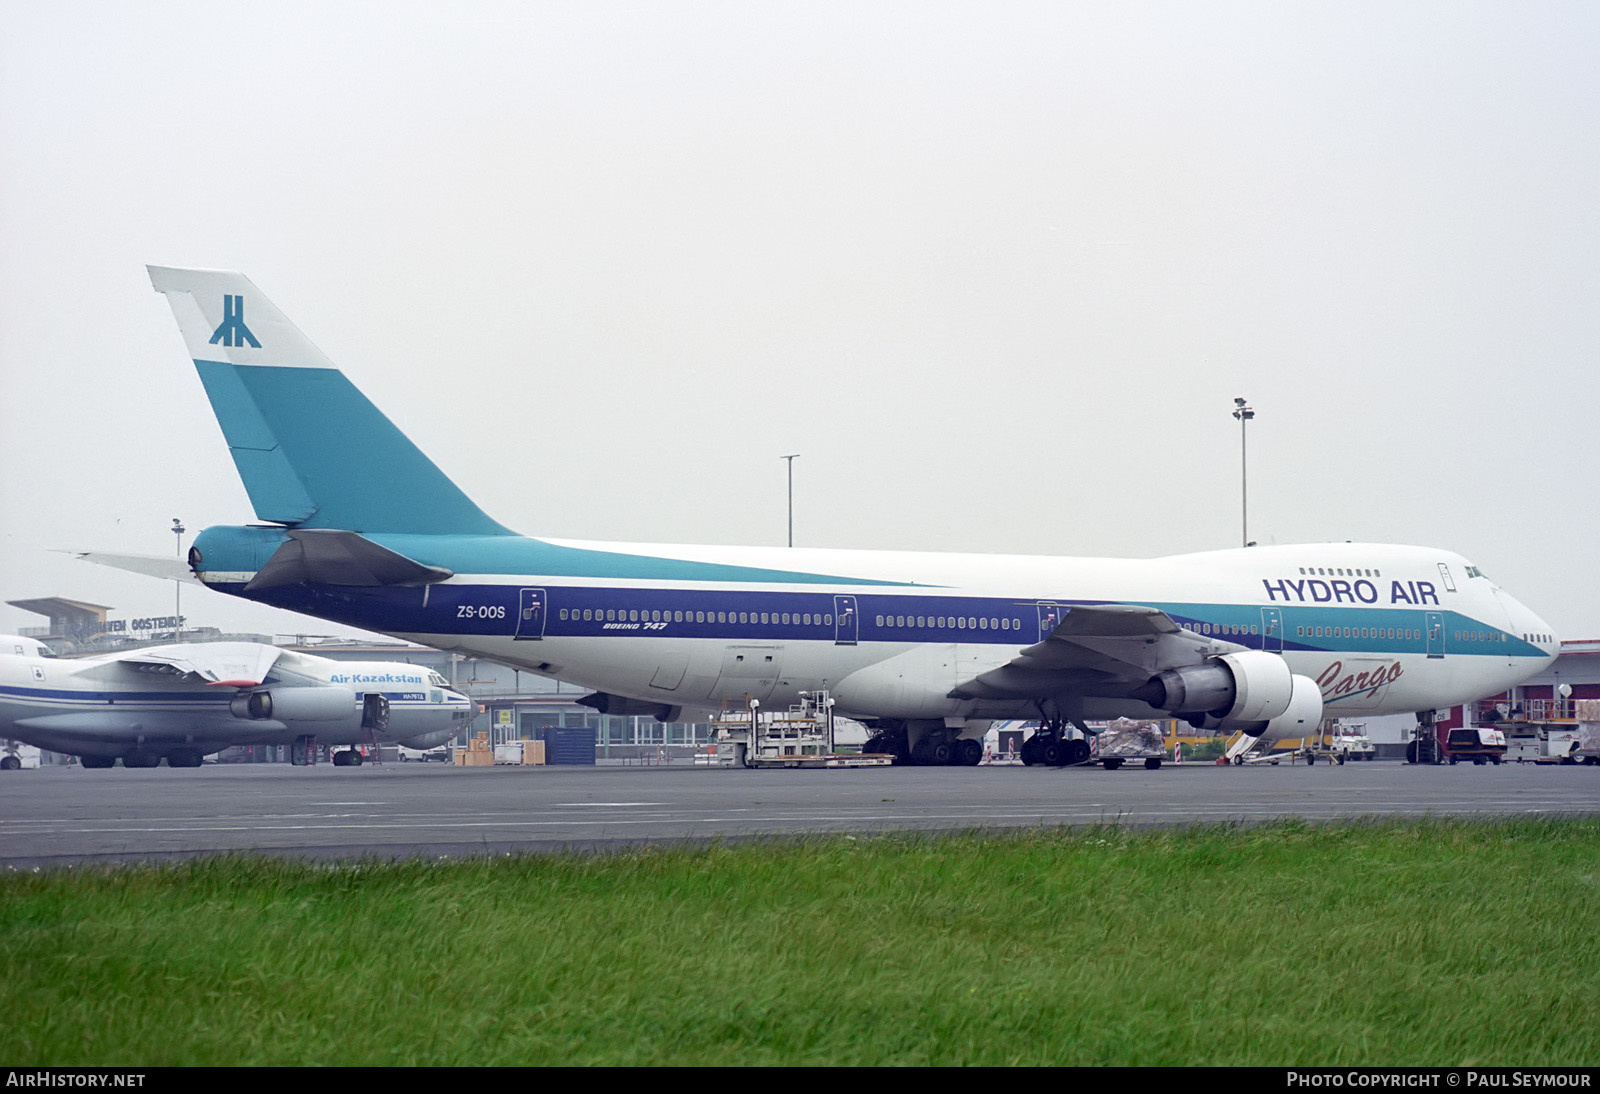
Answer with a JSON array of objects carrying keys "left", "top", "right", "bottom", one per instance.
[
  {"left": 555, "top": 607, "right": 1035, "bottom": 631},
  {"left": 559, "top": 608, "right": 837, "bottom": 626},
  {"left": 1196, "top": 623, "right": 1256, "bottom": 636},
  {"left": 551, "top": 605, "right": 1532, "bottom": 648},
  {"left": 876, "top": 614, "right": 1023, "bottom": 631},
  {"left": 1299, "top": 626, "right": 1419, "bottom": 640},
  {"left": 1299, "top": 566, "right": 1382, "bottom": 578}
]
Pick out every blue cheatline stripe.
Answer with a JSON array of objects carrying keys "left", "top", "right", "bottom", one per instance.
[
  {"left": 0, "top": 686, "right": 232, "bottom": 704},
  {"left": 206, "top": 578, "right": 1546, "bottom": 659},
  {"left": 193, "top": 361, "right": 511, "bottom": 536},
  {"left": 0, "top": 687, "right": 445, "bottom": 709}
]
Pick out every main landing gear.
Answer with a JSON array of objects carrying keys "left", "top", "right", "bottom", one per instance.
[
  {"left": 861, "top": 725, "right": 983, "bottom": 766},
  {"left": 1019, "top": 717, "right": 1091, "bottom": 768}
]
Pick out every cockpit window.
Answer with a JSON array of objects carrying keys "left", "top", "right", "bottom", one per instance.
[{"left": 428, "top": 671, "right": 449, "bottom": 687}]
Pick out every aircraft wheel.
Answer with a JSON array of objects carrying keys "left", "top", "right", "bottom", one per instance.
[
  {"left": 1038, "top": 740, "right": 1065, "bottom": 767},
  {"left": 167, "top": 748, "right": 204, "bottom": 768},
  {"left": 1065, "top": 739, "right": 1091, "bottom": 765},
  {"left": 1144, "top": 757, "right": 1162, "bottom": 770},
  {"left": 348, "top": 751, "right": 364, "bottom": 767},
  {"left": 0, "top": 756, "right": 18, "bottom": 771},
  {"left": 79, "top": 755, "right": 115, "bottom": 769},
  {"left": 332, "top": 751, "right": 351, "bottom": 767},
  {"left": 1406, "top": 741, "right": 1419, "bottom": 765},
  {"left": 957, "top": 739, "right": 982, "bottom": 766},
  {"left": 865, "top": 731, "right": 908, "bottom": 763},
  {"left": 1019, "top": 736, "right": 1039, "bottom": 766}
]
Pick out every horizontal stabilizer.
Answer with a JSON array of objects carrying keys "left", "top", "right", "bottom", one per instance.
[
  {"left": 69, "top": 550, "right": 203, "bottom": 585},
  {"left": 245, "top": 530, "right": 454, "bottom": 591}
]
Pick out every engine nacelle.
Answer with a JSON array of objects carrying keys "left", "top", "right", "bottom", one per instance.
[
  {"left": 1182, "top": 671, "right": 1325, "bottom": 737},
  {"left": 230, "top": 685, "right": 357, "bottom": 722},
  {"left": 1136, "top": 650, "right": 1293, "bottom": 723},
  {"left": 1253, "top": 672, "right": 1324, "bottom": 740}
]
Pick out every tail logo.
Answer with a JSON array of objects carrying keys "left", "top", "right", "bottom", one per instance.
[{"left": 209, "top": 294, "right": 261, "bottom": 348}]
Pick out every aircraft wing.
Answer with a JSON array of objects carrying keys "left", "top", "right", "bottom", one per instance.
[
  {"left": 109, "top": 643, "right": 286, "bottom": 687},
  {"left": 949, "top": 604, "right": 1220, "bottom": 701}
]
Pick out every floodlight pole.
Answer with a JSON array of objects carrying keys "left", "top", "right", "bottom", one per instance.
[
  {"left": 781, "top": 454, "right": 800, "bottom": 547},
  {"left": 171, "top": 518, "right": 185, "bottom": 643},
  {"left": 1232, "top": 398, "right": 1254, "bottom": 547}
]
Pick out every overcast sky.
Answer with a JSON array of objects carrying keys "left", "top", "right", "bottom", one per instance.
[{"left": 2, "top": 1, "right": 1596, "bottom": 640}]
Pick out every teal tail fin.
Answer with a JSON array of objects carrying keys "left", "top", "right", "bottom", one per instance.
[{"left": 148, "top": 266, "right": 510, "bottom": 536}]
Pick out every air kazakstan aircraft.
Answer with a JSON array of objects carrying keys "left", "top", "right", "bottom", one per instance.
[{"left": 0, "top": 638, "right": 470, "bottom": 767}]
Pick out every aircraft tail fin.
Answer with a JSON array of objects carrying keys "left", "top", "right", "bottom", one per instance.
[{"left": 148, "top": 266, "right": 510, "bottom": 536}]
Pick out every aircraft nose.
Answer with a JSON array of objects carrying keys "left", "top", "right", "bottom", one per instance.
[{"left": 1502, "top": 591, "right": 1559, "bottom": 665}]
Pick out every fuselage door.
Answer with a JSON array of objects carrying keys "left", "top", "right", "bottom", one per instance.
[
  {"left": 834, "top": 595, "right": 858, "bottom": 645},
  {"left": 1426, "top": 611, "right": 1445, "bottom": 658},
  {"left": 1036, "top": 603, "right": 1065, "bottom": 642},
  {"left": 1260, "top": 607, "right": 1283, "bottom": 653},
  {"left": 515, "top": 588, "right": 546, "bottom": 641}
]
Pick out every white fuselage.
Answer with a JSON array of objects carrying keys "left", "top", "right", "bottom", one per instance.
[{"left": 254, "top": 538, "right": 1558, "bottom": 726}]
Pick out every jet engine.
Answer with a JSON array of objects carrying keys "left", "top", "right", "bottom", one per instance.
[
  {"left": 1248, "top": 672, "right": 1324, "bottom": 740},
  {"left": 230, "top": 685, "right": 357, "bottom": 722},
  {"left": 1134, "top": 650, "right": 1323, "bottom": 735}
]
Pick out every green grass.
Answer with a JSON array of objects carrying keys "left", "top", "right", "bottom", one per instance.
[{"left": 3, "top": 819, "right": 1598, "bottom": 1065}]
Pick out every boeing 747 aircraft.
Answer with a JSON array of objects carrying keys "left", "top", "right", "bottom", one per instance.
[
  {"left": 144, "top": 266, "right": 1560, "bottom": 766},
  {"left": 0, "top": 638, "right": 470, "bottom": 767}
]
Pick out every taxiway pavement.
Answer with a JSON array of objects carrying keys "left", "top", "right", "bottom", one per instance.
[{"left": 2, "top": 760, "right": 1596, "bottom": 868}]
